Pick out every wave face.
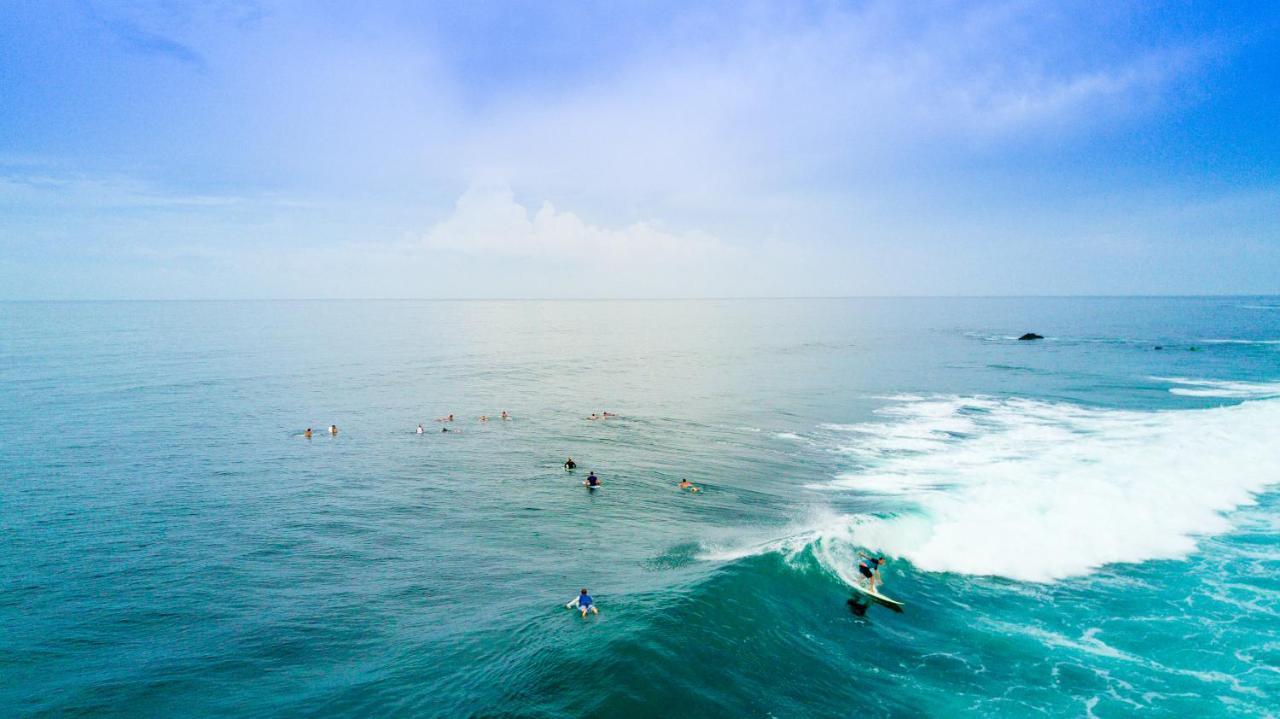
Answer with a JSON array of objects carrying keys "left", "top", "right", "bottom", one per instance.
[{"left": 810, "top": 395, "right": 1280, "bottom": 582}]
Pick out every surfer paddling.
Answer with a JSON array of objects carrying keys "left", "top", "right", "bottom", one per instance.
[
  {"left": 566, "top": 588, "right": 598, "bottom": 618},
  {"left": 584, "top": 471, "right": 601, "bottom": 488}
]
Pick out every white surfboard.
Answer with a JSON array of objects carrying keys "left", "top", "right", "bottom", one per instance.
[{"left": 850, "top": 583, "right": 904, "bottom": 613}]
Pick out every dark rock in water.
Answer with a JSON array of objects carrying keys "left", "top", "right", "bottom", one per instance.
[{"left": 1017, "top": 333, "right": 1044, "bottom": 341}]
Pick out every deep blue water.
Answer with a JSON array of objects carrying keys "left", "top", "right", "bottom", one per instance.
[{"left": 2, "top": 298, "right": 1279, "bottom": 717}]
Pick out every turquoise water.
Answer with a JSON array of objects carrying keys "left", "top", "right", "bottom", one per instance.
[{"left": 2, "top": 298, "right": 1279, "bottom": 717}]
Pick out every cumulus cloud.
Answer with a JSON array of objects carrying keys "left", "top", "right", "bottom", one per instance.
[{"left": 422, "top": 184, "right": 727, "bottom": 264}]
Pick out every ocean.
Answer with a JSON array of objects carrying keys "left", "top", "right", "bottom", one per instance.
[{"left": 2, "top": 297, "right": 1278, "bottom": 717}]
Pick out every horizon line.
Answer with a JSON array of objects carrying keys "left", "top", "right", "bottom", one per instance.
[{"left": 1, "top": 293, "right": 1278, "bottom": 303}]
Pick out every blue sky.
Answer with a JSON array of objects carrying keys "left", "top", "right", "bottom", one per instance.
[{"left": 1, "top": 0, "right": 1277, "bottom": 298}]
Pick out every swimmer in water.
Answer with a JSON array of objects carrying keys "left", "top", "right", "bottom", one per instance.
[
  {"left": 584, "top": 471, "right": 601, "bottom": 487},
  {"left": 416, "top": 424, "right": 424, "bottom": 434},
  {"left": 304, "top": 427, "right": 312, "bottom": 439},
  {"left": 678, "top": 479, "right": 701, "bottom": 493},
  {"left": 500, "top": 410, "right": 511, "bottom": 420},
  {"left": 479, "top": 415, "right": 488, "bottom": 422},
  {"left": 436, "top": 414, "right": 454, "bottom": 422},
  {"left": 566, "top": 588, "right": 598, "bottom": 617},
  {"left": 329, "top": 424, "right": 338, "bottom": 435},
  {"left": 602, "top": 411, "right": 615, "bottom": 417},
  {"left": 587, "top": 413, "right": 600, "bottom": 421},
  {"left": 564, "top": 457, "right": 577, "bottom": 470}
]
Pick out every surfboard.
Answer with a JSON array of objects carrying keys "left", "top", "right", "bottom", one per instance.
[{"left": 850, "top": 583, "right": 904, "bottom": 613}]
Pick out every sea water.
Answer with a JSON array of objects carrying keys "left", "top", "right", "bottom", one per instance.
[{"left": 1, "top": 298, "right": 1278, "bottom": 717}]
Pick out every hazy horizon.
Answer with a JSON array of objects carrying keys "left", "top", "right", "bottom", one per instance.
[{"left": 4, "top": 293, "right": 1280, "bottom": 303}]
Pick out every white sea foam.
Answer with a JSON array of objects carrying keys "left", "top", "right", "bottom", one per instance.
[
  {"left": 1199, "top": 339, "right": 1280, "bottom": 345},
  {"left": 1154, "top": 377, "right": 1280, "bottom": 399},
  {"left": 805, "top": 394, "right": 1280, "bottom": 582}
]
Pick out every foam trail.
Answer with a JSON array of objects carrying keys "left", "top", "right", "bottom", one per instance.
[
  {"left": 811, "top": 395, "right": 1280, "bottom": 582},
  {"left": 1153, "top": 377, "right": 1280, "bottom": 399},
  {"left": 1199, "top": 339, "right": 1280, "bottom": 345}
]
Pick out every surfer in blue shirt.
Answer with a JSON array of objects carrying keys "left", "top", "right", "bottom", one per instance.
[
  {"left": 584, "top": 472, "right": 600, "bottom": 487},
  {"left": 858, "top": 552, "right": 886, "bottom": 591},
  {"left": 566, "top": 588, "right": 598, "bottom": 617}
]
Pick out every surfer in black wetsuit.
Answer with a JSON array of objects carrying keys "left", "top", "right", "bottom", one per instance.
[
  {"left": 858, "top": 552, "right": 886, "bottom": 591},
  {"left": 564, "top": 457, "right": 576, "bottom": 470}
]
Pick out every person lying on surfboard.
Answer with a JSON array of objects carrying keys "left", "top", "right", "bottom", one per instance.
[
  {"left": 858, "top": 552, "right": 887, "bottom": 591},
  {"left": 566, "top": 588, "right": 598, "bottom": 617}
]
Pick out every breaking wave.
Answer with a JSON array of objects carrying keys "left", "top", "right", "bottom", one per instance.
[{"left": 800, "top": 394, "right": 1280, "bottom": 582}]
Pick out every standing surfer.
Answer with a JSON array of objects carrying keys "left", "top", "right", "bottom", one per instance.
[{"left": 858, "top": 552, "right": 886, "bottom": 592}]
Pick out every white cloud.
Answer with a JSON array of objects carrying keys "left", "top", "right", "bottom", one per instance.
[
  {"left": 458, "top": 1, "right": 1209, "bottom": 211},
  {"left": 422, "top": 184, "right": 727, "bottom": 264}
]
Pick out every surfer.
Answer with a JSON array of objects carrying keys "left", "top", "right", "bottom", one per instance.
[
  {"left": 501, "top": 410, "right": 511, "bottom": 420},
  {"left": 584, "top": 471, "right": 601, "bottom": 488},
  {"left": 566, "top": 588, "right": 598, "bottom": 617},
  {"left": 304, "top": 427, "right": 312, "bottom": 439},
  {"left": 564, "top": 457, "right": 577, "bottom": 470},
  {"left": 678, "top": 479, "right": 700, "bottom": 493},
  {"left": 587, "top": 413, "right": 600, "bottom": 421},
  {"left": 479, "top": 415, "right": 488, "bottom": 422},
  {"left": 328, "top": 424, "right": 338, "bottom": 435},
  {"left": 436, "top": 414, "right": 454, "bottom": 422},
  {"left": 416, "top": 424, "right": 424, "bottom": 434},
  {"left": 858, "top": 552, "right": 886, "bottom": 591}
]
